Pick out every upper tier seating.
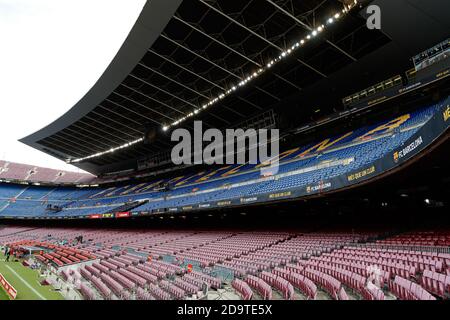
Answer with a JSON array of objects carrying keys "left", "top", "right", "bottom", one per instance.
[
  {"left": 0, "top": 100, "right": 445, "bottom": 218},
  {"left": 0, "top": 160, "right": 93, "bottom": 183}
]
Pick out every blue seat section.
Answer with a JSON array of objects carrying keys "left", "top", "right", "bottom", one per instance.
[
  {"left": 17, "top": 187, "right": 49, "bottom": 199},
  {"left": 0, "top": 200, "right": 48, "bottom": 217},
  {"left": 0, "top": 101, "right": 442, "bottom": 218},
  {"left": 0, "top": 184, "right": 27, "bottom": 199}
]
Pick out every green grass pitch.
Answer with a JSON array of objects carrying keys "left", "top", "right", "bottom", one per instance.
[{"left": 0, "top": 252, "right": 64, "bottom": 300}]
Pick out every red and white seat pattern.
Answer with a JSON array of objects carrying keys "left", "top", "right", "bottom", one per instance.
[
  {"left": 303, "top": 268, "right": 341, "bottom": 300},
  {"left": 421, "top": 270, "right": 450, "bottom": 298}
]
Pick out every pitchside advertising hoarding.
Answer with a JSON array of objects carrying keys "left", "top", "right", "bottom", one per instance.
[
  {"left": 0, "top": 273, "right": 17, "bottom": 300},
  {"left": 88, "top": 212, "right": 131, "bottom": 219}
]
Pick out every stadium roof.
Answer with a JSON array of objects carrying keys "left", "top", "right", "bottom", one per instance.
[{"left": 21, "top": 0, "right": 450, "bottom": 176}]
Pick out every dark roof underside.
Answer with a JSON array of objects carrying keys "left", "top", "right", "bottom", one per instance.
[{"left": 22, "top": 0, "right": 450, "bottom": 175}]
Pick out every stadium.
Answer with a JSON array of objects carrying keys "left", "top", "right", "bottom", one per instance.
[{"left": 0, "top": 0, "right": 449, "bottom": 305}]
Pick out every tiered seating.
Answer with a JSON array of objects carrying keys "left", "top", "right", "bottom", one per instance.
[
  {"left": 421, "top": 270, "right": 450, "bottom": 298},
  {"left": 338, "top": 287, "right": 349, "bottom": 300},
  {"left": 361, "top": 282, "right": 385, "bottom": 300},
  {"left": 0, "top": 160, "right": 94, "bottom": 183},
  {"left": 99, "top": 273, "right": 129, "bottom": 299},
  {"left": 245, "top": 275, "right": 273, "bottom": 300},
  {"left": 136, "top": 287, "right": 155, "bottom": 300},
  {"left": 4, "top": 240, "right": 95, "bottom": 268},
  {"left": 188, "top": 271, "right": 221, "bottom": 289},
  {"left": 110, "top": 270, "right": 137, "bottom": 289},
  {"left": 126, "top": 266, "right": 158, "bottom": 284},
  {"left": 136, "top": 263, "right": 167, "bottom": 279},
  {"left": 377, "top": 231, "right": 450, "bottom": 247},
  {"left": 303, "top": 268, "right": 341, "bottom": 300},
  {"left": 80, "top": 267, "right": 92, "bottom": 280},
  {"left": 160, "top": 280, "right": 186, "bottom": 299},
  {"left": 91, "top": 276, "right": 112, "bottom": 299},
  {"left": 308, "top": 252, "right": 391, "bottom": 285},
  {"left": 173, "top": 278, "right": 200, "bottom": 294},
  {"left": 0, "top": 101, "right": 444, "bottom": 219},
  {"left": 272, "top": 267, "right": 317, "bottom": 300},
  {"left": 79, "top": 268, "right": 105, "bottom": 297},
  {"left": 1, "top": 226, "right": 449, "bottom": 300},
  {"left": 100, "top": 260, "right": 118, "bottom": 270},
  {"left": 148, "top": 284, "right": 171, "bottom": 300},
  {"left": 79, "top": 283, "right": 96, "bottom": 300},
  {"left": 85, "top": 265, "right": 101, "bottom": 277},
  {"left": 352, "top": 246, "right": 444, "bottom": 272},
  {"left": 305, "top": 260, "right": 366, "bottom": 292},
  {"left": 260, "top": 271, "right": 294, "bottom": 300}
]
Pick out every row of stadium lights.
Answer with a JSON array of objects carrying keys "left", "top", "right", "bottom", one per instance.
[
  {"left": 163, "top": 14, "right": 342, "bottom": 131},
  {"left": 68, "top": 2, "right": 357, "bottom": 164},
  {"left": 162, "top": 2, "right": 359, "bottom": 131},
  {"left": 70, "top": 138, "right": 144, "bottom": 163}
]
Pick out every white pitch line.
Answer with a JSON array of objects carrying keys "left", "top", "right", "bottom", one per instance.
[{"left": 5, "top": 265, "right": 47, "bottom": 300}]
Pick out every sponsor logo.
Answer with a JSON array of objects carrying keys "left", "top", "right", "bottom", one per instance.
[
  {"left": 115, "top": 212, "right": 131, "bottom": 218},
  {"left": 182, "top": 206, "right": 193, "bottom": 211},
  {"left": 348, "top": 166, "right": 376, "bottom": 182},
  {"left": 436, "top": 69, "right": 450, "bottom": 79},
  {"left": 306, "top": 181, "right": 332, "bottom": 193},
  {"left": 393, "top": 136, "right": 423, "bottom": 163},
  {"left": 89, "top": 214, "right": 102, "bottom": 219},
  {"left": 168, "top": 208, "right": 178, "bottom": 212},
  {"left": 102, "top": 213, "right": 114, "bottom": 218},
  {"left": 217, "top": 201, "right": 231, "bottom": 206},
  {"left": 240, "top": 197, "right": 258, "bottom": 203},
  {"left": 199, "top": 203, "right": 211, "bottom": 208},
  {"left": 393, "top": 151, "right": 399, "bottom": 162},
  {"left": 444, "top": 105, "right": 450, "bottom": 122},
  {"left": 269, "top": 191, "right": 292, "bottom": 199}
]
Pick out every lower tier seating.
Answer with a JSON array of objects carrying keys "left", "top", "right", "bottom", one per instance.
[{"left": 1, "top": 226, "right": 448, "bottom": 300}]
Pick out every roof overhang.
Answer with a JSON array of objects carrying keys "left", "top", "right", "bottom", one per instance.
[{"left": 20, "top": 0, "right": 183, "bottom": 168}]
